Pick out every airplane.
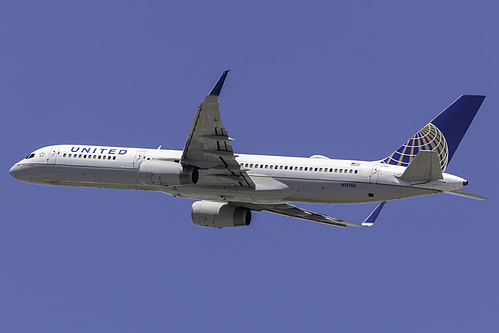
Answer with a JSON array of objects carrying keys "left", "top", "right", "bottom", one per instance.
[{"left": 9, "top": 71, "right": 490, "bottom": 228}]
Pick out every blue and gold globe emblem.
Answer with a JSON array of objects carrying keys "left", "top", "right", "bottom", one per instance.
[{"left": 383, "top": 123, "right": 449, "bottom": 171}]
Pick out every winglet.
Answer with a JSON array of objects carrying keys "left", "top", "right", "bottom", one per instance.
[
  {"left": 209, "top": 70, "right": 231, "bottom": 96},
  {"left": 362, "top": 202, "right": 386, "bottom": 226}
]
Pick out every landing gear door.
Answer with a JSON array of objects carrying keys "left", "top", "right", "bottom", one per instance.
[
  {"left": 133, "top": 151, "right": 145, "bottom": 169},
  {"left": 369, "top": 164, "right": 380, "bottom": 184},
  {"left": 47, "top": 146, "right": 60, "bottom": 165}
]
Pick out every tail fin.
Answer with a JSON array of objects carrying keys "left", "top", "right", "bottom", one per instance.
[{"left": 381, "top": 95, "right": 485, "bottom": 171}]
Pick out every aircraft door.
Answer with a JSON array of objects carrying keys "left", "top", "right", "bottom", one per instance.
[
  {"left": 369, "top": 165, "right": 380, "bottom": 183},
  {"left": 47, "top": 146, "right": 60, "bottom": 165},
  {"left": 133, "top": 151, "right": 145, "bottom": 169}
]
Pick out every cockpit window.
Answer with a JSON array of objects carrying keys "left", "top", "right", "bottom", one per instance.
[{"left": 25, "top": 153, "right": 35, "bottom": 159}]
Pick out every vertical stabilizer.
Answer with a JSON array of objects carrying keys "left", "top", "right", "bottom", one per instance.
[{"left": 382, "top": 95, "right": 485, "bottom": 171}]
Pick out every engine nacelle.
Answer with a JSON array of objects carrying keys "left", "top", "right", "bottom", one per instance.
[
  {"left": 138, "top": 159, "right": 198, "bottom": 186},
  {"left": 191, "top": 201, "right": 251, "bottom": 228}
]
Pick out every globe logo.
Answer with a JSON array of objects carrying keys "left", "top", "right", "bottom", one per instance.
[{"left": 383, "top": 123, "right": 449, "bottom": 171}]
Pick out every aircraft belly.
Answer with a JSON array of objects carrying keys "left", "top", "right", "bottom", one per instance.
[
  {"left": 171, "top": 176, "right": 292, "bottom": 202},
  {"left": 167, "top": 186, "right": 254, "bottom": 202},
  {"left": 276, "top": 178, "right": 438, "bottom": 204},
  {"left": 20, "top": 165, "right": 149, "bottom": 191},
  {"left": 176, "top": 176, "right": 438, "bottom": 204}
]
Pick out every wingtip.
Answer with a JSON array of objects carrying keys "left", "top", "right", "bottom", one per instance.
[
  {"left": 361, "top": 201, "right": 386, "bottom": 226},
  {"left": 209, "top": 70, "right": 231, "bottom": 96}
]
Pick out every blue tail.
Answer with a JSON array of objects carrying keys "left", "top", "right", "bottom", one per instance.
[{"left": 381, "top": 95, "right": 485, "bottom": 171}]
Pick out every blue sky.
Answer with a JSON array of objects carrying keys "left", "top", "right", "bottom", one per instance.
[{"left": 2, "top": 1, "right": 498, "bottom": 332}]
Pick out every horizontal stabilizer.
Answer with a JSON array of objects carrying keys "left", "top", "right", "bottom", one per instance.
[
  {"left": 446, "top": 189, "right": 491, "bottom": 200},
  {"left": 400, "top": 150, "right": 443, "bottom": 182}
]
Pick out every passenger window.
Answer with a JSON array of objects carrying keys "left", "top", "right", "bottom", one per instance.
[
  {"left": 260, "top": 165, "right": 263, "bottom": 168},
  {"left": 93, "top": 155, "right": 97, "bottom": 159},
  {"left": 334, "top": 169, "right": 338, "bottom": 172},
  {"left": 79, "top": 154, "right": 82, "bottom": 158},
  {"left": 250, "top": 164, "right": 253, "bottom": 168},
  {"left": 349, "top": 170, "right": 353, "bottom": 173},
  {"left": 304, "top": 167, "right": 308, "bottom": 171},
  {"left": 339, "top": 169, "right": 343, "bottom": 173},
  {"left": 108, "top": 156, "right": 112, "bottom": 160},
  {"left": 68, "top": 154, "right": 72, "bottom": 157},
  {"left": 355, "top": 170, "right": 358, "bottom": 174},
  {"left": 113, "top": 156, "right": 116, "bottom": 160},
  {"left": 299, "top": 167, "right": 303, "bottom": 171},
  {"left": 314, "top": 168, "right": 318, "bottom": 172},
  {"left": 265, "top": 165, "right": 268, "bottom": 169}
]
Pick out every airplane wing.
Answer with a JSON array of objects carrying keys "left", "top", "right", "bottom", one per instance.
[
  {"left": 233, "top": 201, "right": 386, "bottom": 228},
  {"left": 181, "top": 71, "right": 255, "bottom": 188}
]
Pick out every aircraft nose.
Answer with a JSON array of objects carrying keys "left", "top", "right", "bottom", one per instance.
[{"left": 9, "top": 164, "right": 21, "bottom": 180}]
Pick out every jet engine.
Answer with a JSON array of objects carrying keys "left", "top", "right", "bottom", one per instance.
[
  {"left": 191, "top": 201, "right": 251, "bottom": 228},
  {"left": 138, "top": 159, "right": 198, "bottom": 186}
]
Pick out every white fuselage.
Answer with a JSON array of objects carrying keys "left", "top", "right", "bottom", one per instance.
[{"left": 10, "top": 144, "right": 468, "bottom": 205}]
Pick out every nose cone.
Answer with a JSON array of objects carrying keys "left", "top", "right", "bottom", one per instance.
[
  {"left": 9, "top": 163, "right": 34, "bottom": 182},
  {"left": 9, "top": 164, "right": 22, "bottom": 180}
]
